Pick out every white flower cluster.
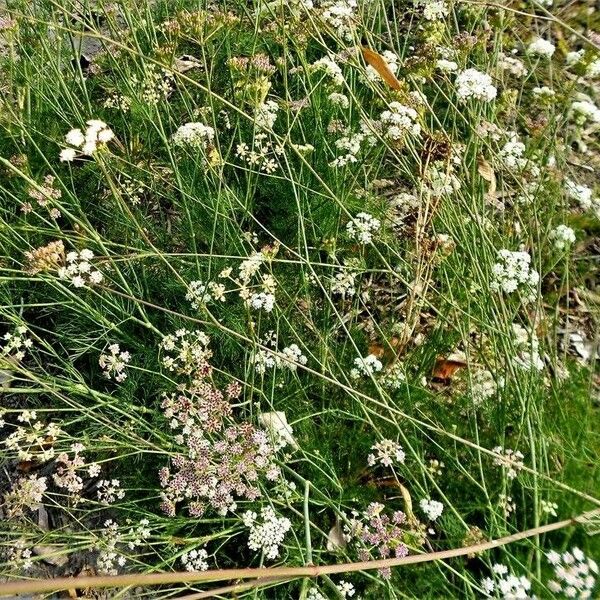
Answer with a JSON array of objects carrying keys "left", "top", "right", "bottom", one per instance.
[
  {"left": 307, "top": 589, "right": 327, "bottom": 600},
  {"left": 492, "top": 446, "right": 524, "bottom": 480},
  {"left": 243, "top": 506, "right": 291, "bottom": 559},
  {"left": 499, "top": 133, "right": 527, "bottom": 170},
  {"left": 571, "top": 100, "right": 600, "bottom": 125},
  {"left": 236, "top": 133, "right": 283, "bottom": 174},
  {"left": 1, "top": 325, "right": 33, "bottom": 362},
  {"left": 172, "top": 122, "right": 215, "bottom": 150},
  {"left": 540, "top": 500, "right": 558, "bottom": 517},
  {"left": 254, "top": 100, "right": 279, "bottom": 129},
  {"left": 365, "top": 50, "right": 399, "bottom": 82},
  {"left": 566, "top": 49, "right": 585, "bottom": 66},
  {"left": 53, "top": 442, "right": 89, "bottom": 495},
  {"left": 2, "top": 411, "right": 62, "bottom": 462},
  {"left": 330, "top": 130, "right": 366, "bottom": 166},
  {"left": 499, "top": 493, "right": 516, "bottom": 518},
  {"left": 350, "top": 353, "right": 383, "bottom": 378},
  {"left": 97, "top": 519, "right": 126, "bottom": 575},
  {"left": 526, "top": 37, "right": 555, "bottom": 59},
  {"left": 58, "top": 249, "right": 103, "bottom": 288},
  {"left": 312, "top": 55, "right": 345, "bottom": 86},
  {"left": 160, "top": 328, "right": 212, "bottom": 374},
  {"left": 481, "top": 564, "right": 533, "bottom": 599},
  {"left": 416, "top": 0, "right": 449, "bottom": 21},
  {"left": 127, "top": 518, "right": 151, "bottom": 550},
  {"left": 329, "top": 92, "right": 350, "bottom": 108},
  {"left": 253, "top": 343, "right": 307, "bottom": 374},
  {"left": 436, "top": 58, "right": 458, "bottom": 72},
  {"left": 320, "top": 0, "right": 357, "bottom": 41},
  {"left": 221, "top": 249, "right": 279, "bottom": 311},
  {"left": 346, "top": 212, "right": 381, "bottom": 244},
  {"left": 419, "top": 497, "right": 444, "bottom": 521},
  {"left": 96, "top": 518, "right": 151, "bottom": 575},
  {"left": 490, "top": 250, "right": 539, "bottom": 303},
  {"left": 587, "top": 58, "right": 600, "bottom": 78},
  {"left": 367, "top": 439, "right": 405, "bottom": 467},
  {"left": 185, "top": 279, "right": 226, "bottom": 308},
  {"left": 498, "top": 53, "right": 528, "bottom": 78},
  {"left": 549, "top": 225, "right": 576, "bottom": 250},
  {"left": 3, "top": 473, "right": 47, "bottom": 517},
  {"left": 249, "top": 291, "right": 276, "bottom": 312},
  {"left": 532, "top": 85, "right": 555, "bottom": 99},
  {"left": 181, "top": 548, "right": 209, "bottom": 572},
  {"left": 97, "top": 478, "right": 125, "bottom": 503},
  {"left": 565, "top": 179, "right": 600, "bottom": 214},
  {"left": 60, "top": 119, "right": 115, "bottom": 162},
  {"left": 336, "top": 581, "right": 356, "bottom": 598},
  {"left": 546, "top": 547, "right": 598, "bottom": 598},
  {"left": 331, "top": 268, "right": 358, "bottom": 298},
  {"left": 99, "top": 343, "right": 131, "bottom": 382},
  {"left": 380, "top": 362, "right": 406, "bottom": 389},
  {"left": 379, "top": 102, "right": 421, "bottom": 139},
  {"left": 7, "top": 540, "right": 34, "bottom": 571},
  {"left": 512, "top": 323, "right": 544, "bottom": 371},
  {"left": 470, "top": 369, "right": 497, "bottom": 406},
  {"left": 455, "top": 68, "right": 497, "bottom": 102}
]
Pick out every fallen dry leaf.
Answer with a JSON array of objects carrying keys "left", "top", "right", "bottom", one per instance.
[
  {"left": 361, "top": 47, "right": 402, "bottom": 90},
  {"left": 326, "top": 522, "right": 347, "bottom": 551},
  {"left": 477, "top": 156, "right": 497, "bottom": 198},
  {"left": 432, "top": 352, "right": 467, "bottom": 380}
]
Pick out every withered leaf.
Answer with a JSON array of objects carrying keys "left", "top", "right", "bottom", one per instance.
[
  {"left": 326, "top": 522, "right": 347, "bottom": 551},
  {"left": 477, "top": 156, "right": 497, "bottom": 197},
  {"left": 432, "top": 352, "right": 467, "bottom": 380},
  {"left": 361, "top": 47, "right": 402, "bottom": 90}
]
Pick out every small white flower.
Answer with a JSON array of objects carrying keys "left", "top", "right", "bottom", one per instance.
[
  {"left": 336, "top": 580, "right": 356, "bottom": 598},
  {"left": 490, "top": 249, "right": 539, "bottom": 303},
  {"left": 367, "top": 439, "right": 405, "bottom": 467},
  {"left": 379, "top": 102, "right": 421, "bottom": 139},
  {"left": 549, "top": 225, "right": 576, "bottom": 250},
  {"left": 419, "top": 497, "right": 444, "bottom": 521},
  {"left": 65, "top": 129, "right": 85, "bottom": 146},
  {"left": 436, "top": 59, "right": 458, "bottom": 72},
  {"left": 249, "top": 292, "right": 275, "bottom": 312},
  {"left": 59, "top": 148, "right": 77, "bottom": 162},
  {"left": 346, "top": 213, "right": 381, "bottom": 244},
  {"left": 328, "top": 92, "right": 349, "bottom": 108},
  {"left": 245, "top": 506, "right": 291, "bottom": 560},
  {"left": 527, "top": 38, "right": 555, "bottom": 58},
  {"left": 172, "top": 122, "right": 215, "bottom": 149},
  {"left": 455, "top": 68, "right": 497, "bottom": 102},
  {"left": 571, "top": 100, "right": 600, "bottom": 125},
  {"left": 181, "top": 548, "right": 209, "bottom": 572},
  {"left": 312, "top": 55, "right": 345, "bottom": 86},
  {"left": 350, "top": 353, "right": 383, "bottom": 378}
]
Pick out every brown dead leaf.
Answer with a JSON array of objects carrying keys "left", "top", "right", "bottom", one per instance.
[
  {"left": 432, "top": 352, "right": 467, "bottom": 380},
  {"left": 477, "top": 156, "right": 497, "bottom": 198},
  {"left": 173, "top": 54, "right": 203, "bottom": 73},
  {"left": 361, "top": 47, "right": 402, "bottom": 90},
  {"left": 399, "top": 483, "right": 415, "bottom": 524},
  {"left": 16, "top": 460, "right": 38, "bottom": 473},
  {"left": 326, "top": 522, "right": 347, "bottom": 551},
  {"left": 368, "top": 342, "right": 385, "bottom": 358}
]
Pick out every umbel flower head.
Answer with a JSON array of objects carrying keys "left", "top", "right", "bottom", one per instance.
[{"left": 60, "top": 120, "right": 115, "bottom": 162}]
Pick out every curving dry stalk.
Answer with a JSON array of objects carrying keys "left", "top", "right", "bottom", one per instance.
[{"left": 0, "top": 508, "right": 598, "bottom": 597}]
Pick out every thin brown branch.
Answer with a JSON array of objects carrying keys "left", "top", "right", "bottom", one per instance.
[
  {"left": 175, "top": 576, "right": 293, "bottom": 600},
  {"left": 1, "top": 509, "right": 598, "bottom": 597}
]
